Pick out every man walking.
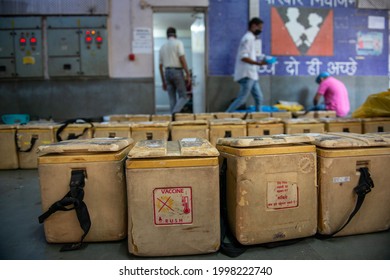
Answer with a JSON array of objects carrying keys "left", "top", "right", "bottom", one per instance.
[
  {"left": 226, "top": 17, "right": 272, "bottom": 113},
  {"left": 159, "top": 27, "right": 191, "bottom": 114}
]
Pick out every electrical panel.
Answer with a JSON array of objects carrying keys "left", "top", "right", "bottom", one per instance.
[
  {"left": 0, "top": 17, "right": 43, "bottom": 78},
  {"left": 0, "top": 16, "right": 108, "bottom": 79},
  {"left": 47, "top": 16, "right": 108, "bottom": 77}
]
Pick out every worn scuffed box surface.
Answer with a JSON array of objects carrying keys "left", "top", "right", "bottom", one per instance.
[
  {"left": 16, "top": 124, "right": 57, "bottom": 169},
  {"left": 0, "top": 125, "right": 18, "bottom": 169},
  {"left": 209, "top": 118, "right": 247, "bottom": 146},
  {"left": 314, "top": 133, "right": 390, "bottom": 236},
  {"left": 320, "top": 118, "right": 362, "bottom": 133},
  {"left": 130, "top": 121, "right": 169, "bottom": 142},
  {"left": 362, "top": 118, "right": 390, "bottom": 133},
  {"left": 126, "top": 138, "right": 220, "bottom": 256},
  {"left": 38, "top": 138, "right": 133, "bottom": 243},
  {"left": 170, "top": 120, "right": 209, "bottom": 141},
  {"left": 93, "top": 122, "right": 131, "bottom": 138},
  {"left": 283, "top": 118, "right": 325, "bottom": 134},
  {"left": 247, "top": 118, "right": 284, "bottom": 136},
  {"left": 216, "top": 135, "right": 318, "bottom": 245}
]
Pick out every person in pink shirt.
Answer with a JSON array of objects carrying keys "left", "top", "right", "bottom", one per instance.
[{"left": 313, "top": 72, "right": 350, "bottom": 117}]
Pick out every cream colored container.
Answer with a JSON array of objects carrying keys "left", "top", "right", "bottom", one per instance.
[
  {"left": 362, "top": 118, "right": 390, "bottom": 133},
  {"left": 126, "top": 138, "right": 220, "bottom": 256},
  {"left": 314, "top": 132, "right": 390, "bottom": 236},
  {"left": 93, "top": 122, "right": 131, "bottom": 139},
  {"left": 283, "top": 118, "right": 325, "bottom": 134},
  {"left": 216, "top": 135, "right": 317, "bottom": 245},
  {"left": 209, "top": 118, "right": 247, "bottom": 146},
  {"left": 38, "top": 138, "right": 133, "bottom": 243},
  {"left": 16, "top": 123, "right": 57, "bottom": 169},
  {"left": 170, "top": 120, "right": 209, "bottom": 141},
  {"left": 247, "top": 118, "right": 284, "bottom": 136},
  {"left": 130, "top": 121, "right": 169, "bottom": 142},
  {"left": 0, "top": 125, "right": 18, "bottom": 169},
  {"left": 320, "top": 118, "right": 362, "bottom": 133}
]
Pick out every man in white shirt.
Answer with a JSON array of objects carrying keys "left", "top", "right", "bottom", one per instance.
[
  {"left": 226, "top": 17, "right": 270, "bottom": 112},
  {"left": 159, "top": 27, "right": 191, "bottom": 114}
]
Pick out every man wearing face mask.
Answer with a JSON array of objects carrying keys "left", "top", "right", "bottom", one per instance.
[{"left": 226, "top": 17, "right": 272, "bottom": 112}]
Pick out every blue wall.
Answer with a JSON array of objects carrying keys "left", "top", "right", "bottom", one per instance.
[{"left": 208, "top": 0, "right": 388, "bottom": 78}]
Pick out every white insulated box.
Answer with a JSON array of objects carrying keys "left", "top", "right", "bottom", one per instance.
[
  {"left": 38, "top": 137, "right": 133, "bottom": 243},
  {"left": 126, "top": 138, "right": 220, "bottom": 256},
  {"left": 216, "top": 135, "right": 318, "bottom": 245},
  {"left": 0, "top": 125, "right": 19, "bottom": 169},
  {"left": 313, "top": 132, "right": 390, "bottom": 236}
]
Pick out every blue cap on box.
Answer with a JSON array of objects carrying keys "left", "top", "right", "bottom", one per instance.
[{"left": 316, "top": 71, "right": 330, "bottom": 84}]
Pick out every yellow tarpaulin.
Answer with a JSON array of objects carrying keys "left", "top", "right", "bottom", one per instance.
[{"left": 352, "top": 90, "right": 390, "bottom": 118}]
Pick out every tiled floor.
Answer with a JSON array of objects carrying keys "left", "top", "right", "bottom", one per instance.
[{"left": 1, "top": 169, "right": 389, "bottom": 260}]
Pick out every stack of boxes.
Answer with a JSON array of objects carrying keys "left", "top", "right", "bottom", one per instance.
[{"left": 2, "top": 111, "right": 389, "bottom": 257}]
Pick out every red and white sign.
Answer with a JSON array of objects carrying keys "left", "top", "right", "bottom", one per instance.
[
  {"left": 153, "top": 186, "right": 193, "bottom": 225},
  {"left": 267, "top": 181, "right": 299, "bottom": 209}
]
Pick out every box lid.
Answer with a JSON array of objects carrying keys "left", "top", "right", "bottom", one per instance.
[
  {"left": 128, "top": 138, "right": 219, "bottom": 159},
  {"left": 0, "top": 124, "right": 17, "bottom": 130},
  {"left": 93, "top": 122, "right": 131, "bottom": 128},
  {"left": 319, "top": 118, "right": 361, "bottom": 123},
  {"left": 217, "top": 134, "right": 315, "bottom": 147},
  {"left": 246, "top": 117, "right": 282, "bottom": 124},
  {"left": 209, "top": 118, "right": 246, "bottom": 125},
  {"left": 130, "top": 121, "right": 169, "bottom": 128},
  {"left": 170, "top": 120, "right": 208, "bottom": 126},
  {"left": 283, "top": 118, "right": 321, "bottom": 124},
  {"left": 16, "top": 123, "right": 58, "bottom": 130},
  {"left": 312, "top": 133, "right": 390, "bottom": 148},
  {"left": 362, "top": 117, "right": 390, "bottom": 123},
  {"left": 38, "top": 137, "right": 133, "bottom": 155}
]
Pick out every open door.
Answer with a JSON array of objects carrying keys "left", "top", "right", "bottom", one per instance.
[{"left": 153, "top": 12, "right": 206, "bottom": 114}]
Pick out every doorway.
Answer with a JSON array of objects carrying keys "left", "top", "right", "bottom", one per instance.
[{"left": 153, "top": 12, "right": 206, "bottom": 114}]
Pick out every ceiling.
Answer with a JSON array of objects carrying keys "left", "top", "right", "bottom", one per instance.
[{"left": 153, "top": 12, "right": 201, "bottom": 34}]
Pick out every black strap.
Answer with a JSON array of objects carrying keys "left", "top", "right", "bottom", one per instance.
[
  {"left": 38, "top": 169, "right": 91, "bottom": 251},
  {"left": 219, "top": 158, "right": 247, "bottom": 257},
  {"left": 15, "top": 133, "right": 38, "bottom": 153},
  {"left": 56, "top": 118, "right": 94, "bottom": 142},
  {"left": 316, "top": 167, "right": 374, "bottom": 239}
]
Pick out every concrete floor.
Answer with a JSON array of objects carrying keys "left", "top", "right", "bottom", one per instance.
[{"left": 0, "top": 169, "right": 389, "bottom": 260}]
